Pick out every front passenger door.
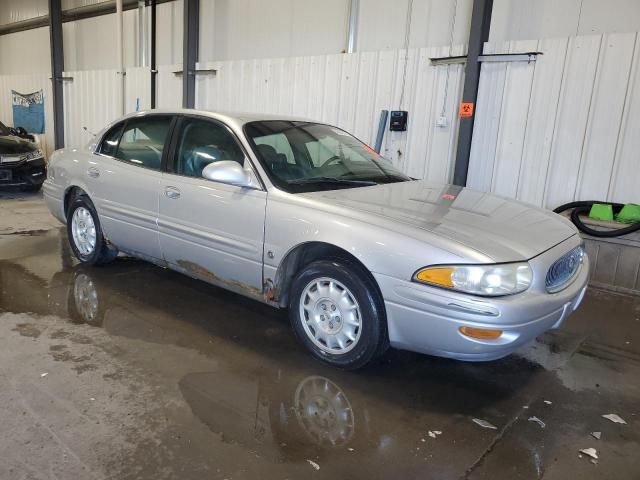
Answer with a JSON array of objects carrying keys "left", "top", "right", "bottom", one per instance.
[{"left": 158, "top": 117, "right": 267, "bottom": 295}]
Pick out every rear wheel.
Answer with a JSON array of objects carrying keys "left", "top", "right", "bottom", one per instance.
[
  {"left": 289, "top": 259, "right": 388, "bottom": 369},
  {"left": 66, "top": 195, "right": 118, "bottom": 265}
]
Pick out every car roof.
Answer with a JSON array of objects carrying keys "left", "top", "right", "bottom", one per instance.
[
  {"left": 121, "top": 109, "right": 314, "bottom": 129},
  {"left": 87, "top": 108, "right": 322, "bottom": 154}
]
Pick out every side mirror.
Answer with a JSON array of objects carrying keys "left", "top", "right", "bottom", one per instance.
[{"left": 202, "top": 160, "right": 255, "bottom": 188}]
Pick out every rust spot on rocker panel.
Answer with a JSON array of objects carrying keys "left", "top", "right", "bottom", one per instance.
[
  {"left": 177, "top": 260, "right": 218, "bottom": 281},
  {"left": 176, "top": 260, "right": 265, "bottom": 300}
]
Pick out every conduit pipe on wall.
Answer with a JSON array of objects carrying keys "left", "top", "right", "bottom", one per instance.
[
  {"left": 138, "top": 0, "right": 147, "bottom": 67},
  {"left": 346, "top": 0, "right": 358, "bottom": 53}
]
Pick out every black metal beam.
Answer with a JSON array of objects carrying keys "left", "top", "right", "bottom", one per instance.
[
  {"left": 48, "top": 0, "right": 65, "bottom": 150},
  {"left": 452, "top": 0, "right": 493, "bottom": 186},
  {"left": 0, "top": 0, "right": 177, "bottom": 36},
  {"left": 150, "top": 0, "right": 157, "bottom": 108},
  {"left": 182, "top": 0, "right": 199, "bottom": 109}
]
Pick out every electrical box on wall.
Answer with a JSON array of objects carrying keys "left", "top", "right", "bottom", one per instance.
[{"left": 389, "top": 111, "right": 408, "bottom": 131}]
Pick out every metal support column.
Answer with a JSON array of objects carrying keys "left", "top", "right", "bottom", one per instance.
[
  {"left": 150, "top": 0, "right": 157, "bottom": 108},
  {"left": 48, "top": 0, "right": 64, "bottom": 149},
  {"left": 182, "top": 0, "right": 199, "bottom": 109},
  {"left": 452, "top": 0, "right": 493, "bottom": 186}
]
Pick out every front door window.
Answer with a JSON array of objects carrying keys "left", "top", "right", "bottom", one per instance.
[{"left": 173, "top": 118, "right": 245, "bottom": 178}]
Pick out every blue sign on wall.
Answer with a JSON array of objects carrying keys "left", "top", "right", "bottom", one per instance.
[{"left": 12, "top": 90, "right": 45, "bottom": 134}]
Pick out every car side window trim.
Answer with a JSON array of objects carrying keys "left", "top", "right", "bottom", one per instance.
[
  {"left": 160, "top": 116, "right": 180, "bottom": 173},
  {"left": 164, "top": 114, "right": 266, "bottom": 191},
  {"left": 164, "top": 115, "right": 184, "bottom": 174},
  {"left": 95, "top": 121, "right": 126, "bottom": 157}
]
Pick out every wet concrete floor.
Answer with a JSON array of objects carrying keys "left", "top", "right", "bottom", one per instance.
[{"left": 0, "top": 193, "right": 639, "bottom": 479}]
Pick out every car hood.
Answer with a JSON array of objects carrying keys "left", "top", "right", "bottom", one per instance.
[
  {"left": 302, "top": 180, "right": 577, "bottom": 262},
  {"left": 0, "top": 135, "right": 37, "bottom": 155}
]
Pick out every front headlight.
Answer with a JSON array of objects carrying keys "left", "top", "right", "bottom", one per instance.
[
  {"left": 21, "top": 149, "right": 44, "bottom": 162},
  {"left": 413, "top": 263, "right": 533, "bottom": 296}
]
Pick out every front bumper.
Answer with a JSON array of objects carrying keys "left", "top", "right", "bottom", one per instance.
[
  {"left": 0, "top": 158, "right": 47, "bottom": 187},
  {"left": 375, "top": 235, "right": 590, "bottom": 361}
]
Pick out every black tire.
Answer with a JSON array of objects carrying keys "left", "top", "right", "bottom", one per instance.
[
  {"left": 288, "top": 259, "right": 389, "bottom": 369},
  {"left": 66, "top": 194, "right": 118, "bottom": 266}
]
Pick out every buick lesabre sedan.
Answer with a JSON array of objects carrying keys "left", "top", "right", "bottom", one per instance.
[{"left": 43, "top": 110, "right": 589, "bottom": 368}]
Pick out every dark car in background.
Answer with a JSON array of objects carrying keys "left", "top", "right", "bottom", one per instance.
[{"left": 0, "top": 120, "right": 46, "bottom": 192}]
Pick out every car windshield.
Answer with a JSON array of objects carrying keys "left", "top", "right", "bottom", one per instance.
[
  {"left": 0, "top": 121, "right": 10, "bottom": 136},
  {"left": 244, "top": 120, "right": 411, "bottom": 192}
]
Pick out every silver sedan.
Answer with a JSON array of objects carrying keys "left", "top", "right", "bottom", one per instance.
[{"left": 43, "top": 110, "right": 589, "bottom": 369}]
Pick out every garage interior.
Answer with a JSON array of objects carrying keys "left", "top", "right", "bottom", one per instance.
[{"left": 1, "top": 0, "right": 639, "bottom": 479}]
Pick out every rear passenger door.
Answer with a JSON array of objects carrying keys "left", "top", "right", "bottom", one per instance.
[{"left": 92, "top": 115, "right": 174, "bottom": 261}]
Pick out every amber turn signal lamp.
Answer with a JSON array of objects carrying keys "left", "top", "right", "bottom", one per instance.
[
  {"left": 459, "top": 326, "right": 503, "bottom": 340},
  {"left": 415, "top": 267, "right": 454, "bottom": 287}
]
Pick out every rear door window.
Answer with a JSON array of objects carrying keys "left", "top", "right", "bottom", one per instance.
[{"left": 113, "top": 116, "right": 173, "bottom": 170}]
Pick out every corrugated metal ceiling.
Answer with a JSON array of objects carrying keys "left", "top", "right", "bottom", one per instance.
[{"left": 0, "top": 0, "right": 47, "bottom": 26}]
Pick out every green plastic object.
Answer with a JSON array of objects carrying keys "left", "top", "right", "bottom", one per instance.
[
  {"left": 616, "top": 203, "right": 640, "bottom": 224},
  {"left": 588, "top": 203, "right": 614, "bottom": 222}
]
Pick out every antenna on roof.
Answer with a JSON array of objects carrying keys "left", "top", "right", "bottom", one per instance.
[{"left": 83, "top": 126, "right": 96, "bottom": 136}]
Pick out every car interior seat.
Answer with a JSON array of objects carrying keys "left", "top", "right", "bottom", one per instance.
[
  {"left": 183, "top": 145, "right": 226, "bottom": 177},
  {"left": 257, "top": 144, "right": 304, "bottom": 180}
]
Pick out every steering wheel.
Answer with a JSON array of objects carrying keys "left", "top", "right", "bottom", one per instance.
[{"left": 320, "top": 155, "right": 343, "bottom": 168}]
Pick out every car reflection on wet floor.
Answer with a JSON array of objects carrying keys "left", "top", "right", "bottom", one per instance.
[{"left": 0, "top": 229, "right": 639, "bottom": 479}]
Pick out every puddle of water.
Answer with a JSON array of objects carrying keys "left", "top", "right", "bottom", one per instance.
[{"left": 1, "top": 230, "right": 639, "bottom": 479}]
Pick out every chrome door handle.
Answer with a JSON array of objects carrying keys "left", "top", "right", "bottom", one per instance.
[
  {"left": 87, "top": 167, "right": 100, "bottom": 178},
  {"left": 164, "top": 186, "right": 180, "bottom": 199}
]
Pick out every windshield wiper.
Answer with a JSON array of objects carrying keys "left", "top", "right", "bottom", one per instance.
[{"left": 288, "top": 176, "right": 377, "bottom": 186}]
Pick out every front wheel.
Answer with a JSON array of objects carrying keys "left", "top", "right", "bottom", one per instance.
[
  {"left": 66, "top": 195, "right": 118, "bottom": 266},
  {"left": 289, "top": 259, "right": 388, "bottom": 369}
]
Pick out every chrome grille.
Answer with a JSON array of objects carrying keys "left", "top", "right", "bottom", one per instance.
[
  {"left": 0, "top": 155, "right": 24, "bottom": 167},
  {"left": 545, "top": 246, "right": 584, "bottom": 293},
  {"left": 0, "top": 150, "right": 41, "bottom": 167}
]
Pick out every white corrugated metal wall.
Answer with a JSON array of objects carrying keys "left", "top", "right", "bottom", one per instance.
[
  {"left": 156, "top": 64, "right": 182, "bottom": 109},
  {"left": 125, "top": 66, "right": 151, "bottom": 113},
  {"left": 2, "top": 30, "right": 639, "bottom": 207},
  {"left": 189, "top": 45, "right": 466, "bottom": 183},
  {"left": 55, "top": 46, "right": 467, "bottom": 186},
  {"left": 468, "top": 32, "right": 640, "bottom": 208},
  {"left": 62, "top": 69, "right": 122, "bottom": 149},
  {"left": 61, "top": 67, "right": 153, "bottom": 149}
]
